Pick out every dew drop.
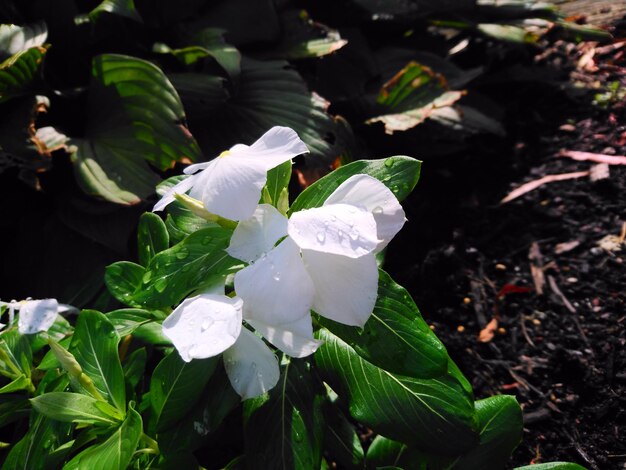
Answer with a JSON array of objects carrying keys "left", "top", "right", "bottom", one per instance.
[
  {"left": 337, "top": 230, "right": 343, "bottom": 239},
  {"left": 372, "top": 206, "right": 383, "bottom": 215},
  {"left": 201, "top": 320, "right": 212, "bottom": 331},
  {"left": 384, "top": 158, "right": 394, "bottom": 168},
  {"left": 349, "top": 229, "right": 359, "bottom": 241},
  {"left": 201, "top": 236, "right": 211, "bottom": 246},
  {"left": 272, "top": 271, "right": 281, "bottom": 281},
  {"left": 316, "top": 232, "right": 326, "bottom": 243},
  {"left": 142, "top": 271, "right": 152, "bottom": 283}
]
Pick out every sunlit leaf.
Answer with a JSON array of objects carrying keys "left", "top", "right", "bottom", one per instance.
[
  {"left": 367, "top": 62, "right": 464, "bottom": 134},
  {"left": 70, "top": 54, "right": 201, "bottom": 205}
]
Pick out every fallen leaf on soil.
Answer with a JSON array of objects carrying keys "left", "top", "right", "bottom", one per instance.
[
  {"left": 478, "top": 317, "right": 498, "bottom": 343},
  {"left": 559, "top": 149, "right": 626, "bottom": 165},
  {"left": 501, "top": 171, "right": 590, "bottom": 203}
]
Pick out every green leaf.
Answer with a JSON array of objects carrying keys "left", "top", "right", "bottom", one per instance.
[
  {"left": 244, "top": 359, "right": 324, "bottom": 470},
  {"left": 28, "top": 314, "right": 73, "bottom": 354},
  {"left": 0, "top": 329, "right": 32, "bottom": 377},
  {"left": 366, "top": 62, "right": 464, "bottom": 134},
  {"left": 191, "top": 58, "right": 349, "bottom": 165},
  {"left": 0, "top": 375, "right": 32, "bottom": 394},
  {"left": 2, "top": 377, "right": 72, "bottom": 470},
  {"left": 150, "top": 350, "right": 218, "bottom": 432},
  {"left": 30, "top": 392, "right": 124, "bottom": 426},
  {"left": 157, "top": 363, "right": 240, "bottom": 457},
  {"left": 0, "top": 46, "right": 47, "bottom": 103},
  {"left": 318, "top": 270, "right": 448, "bottom": 378},
  {"left": 63, "top": 404, "right": 143, "bottom": 470},
  {"left": 156, "top": 175, "right": 214, "bottom": 243},
  {"left": 137, "top": 212, "right": 170, "bottom": 267},
  {"left": 70, "top": 310, "right": 126, "bottom": 412},
  {"left": 123, "top": 347, "right": 147, "bottom": 391},
  {"left": 2, "top": 415, "right": 72, "bottom": 469},
  {"left": 105, "top": 261, "right": 145, "bottom": 306},
  {"left": 0, "top": 395, "right": 30, "bottom": 428},
  {"left": 322, "top": 401, "right": 364, "bottom": 470},
  {"left": 132, "top": 226, "right": 240, "bottom": 308},
  {"left": 0, "top": 23, "right": 47, "bottom": 57},
  {"left": 70, "top": 54, "right": 201, "bottom": 205},
  {"left": 168, "top": 73, "right": 229, "bottom": 119},
  {"left": 290, "top": 157, "right": 421, "bottom": 213},
  {"left": 315, "top": 329, "right": 478, "bottom": 455},
  {"left": 365, "top": 435, "right": 454, "bottom": 470},
  {"left": 89, "top": 0, "right": 142, "bottom": 22},
  {"left": 452, "top": 395, "right": 523, "bottom": 470},
  {"left": 105, "top": 308, "right": 160, "bottom": 337},
  {"left": 264, "top": 160, "right": 292, "bottom": 208},
  {"left": 514, "top": 464, "right": 588, "bottom": 470}
]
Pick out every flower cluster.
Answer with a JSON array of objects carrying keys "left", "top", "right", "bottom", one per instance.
[{"left": 155, "top": 127, "right": 406, "bottom": 399}]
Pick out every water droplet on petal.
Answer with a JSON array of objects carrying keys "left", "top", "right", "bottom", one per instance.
[
  {"left": 337, "top": 230, "right": 343, "bottom": 239},
  {"left": 316, "top": 232, "right": 326, "bottom": 243},
  {"left": 372, "top": 206, "right": 383, "bottom": 215},
  {"left": 201, "top": 320, "right": 212, "bottom": 331},
  {"left": 349, "top": 229, "right": 359, "bottom": 241}
]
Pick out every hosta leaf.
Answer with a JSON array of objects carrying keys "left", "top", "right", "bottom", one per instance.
[
  {"left": 131, "top": 226, "right": 240, "bottom": 308},
  {"left": 318, "top": 270, "right": 448, "bottom": 378},
  {"left": 365, "top": 435, "right": 455, "bottom": 470},
  {"left": 105, "top": 308, "right": 160, "bottom": 337},
  {"left": 190, "top": 58, "right": 349, "bottom": 166},
  {"left": 30, "top": 392, "right": 124, "bottom": 426},
  {"left": 89, "top": 0, "right": 142, "bottom": 22},
  {"left": 137, "top": 212, "right": 170, "bottom": 267},
  {"left": 243, "top": 359, "right": 324, "bottom": 470},
  {"left": 70, "top": 310, "right": 126, "bottom": 412},
  {"left": 315, "top": 329, "right": 478, "bottom": 455},
  {"left": 0, "top": 23, "right": 47, "bottom": 57},
  {"left": 290, "top": 156, "right": 421, "bottom": 213},
  {"left": 70, "top": 54, "right": 201, "bottom": 205},
  {"left": 168, "top": 73, "right": 229, "bottom": 119},
  {"left": 366, "top": 62, "right": 464, "bottom": 134},
  {"left": 0, "top": 46, "right": 47, "bottom": 103},
  {"left": 63, "top": 404, "right": 143, "bottom": 470},
  {"left": 149, "top": 350, "right": 218, "bottom": 432}
]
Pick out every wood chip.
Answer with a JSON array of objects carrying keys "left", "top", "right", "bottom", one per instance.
[
  {"left": 478, "top": 318, "right": 498, "bottom": 343},
  {"left": 529, "top": 242, "right": 546, "bottom": 295},
  {"left": 554, "top": 240, "right": 581, "bottom": 254},
  {"left": 559, "top": 149, "right": 626, "bottom": 165},
  {"left": 589, "top": 163, "right": 610, "bottom": 181},
  {"left": 501, "top": 171, "right": 590, "bottom": 203}
]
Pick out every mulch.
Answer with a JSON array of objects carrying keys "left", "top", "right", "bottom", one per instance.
[{"left": 385, "top": 17, "right": 626, "bottom": 470}]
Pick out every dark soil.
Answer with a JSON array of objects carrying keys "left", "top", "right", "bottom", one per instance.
[{"left": 386, "top": 22, "right": 626, "bottom": 470}]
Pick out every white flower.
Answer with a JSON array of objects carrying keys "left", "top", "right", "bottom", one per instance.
[
  {"left": 1, "top": 298, "right": 73, "bottom": 335},
  {"left": 227, "top": 174, "right": 406, "bottom": 355},
  {"left": 162, "top": 288, "right": 280, "bottom": 400},
  {"left": 153, "top": 126, "right": 309, "bottom": 221}
]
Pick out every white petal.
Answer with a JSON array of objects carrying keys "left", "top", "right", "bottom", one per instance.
[
  {"left": 302, "top": 250, "right": 379, "bottom": 327},
  {"left": 196, "top": 156, "right": 270, "bottom": 221},
  {"left": 235, "top": 238, "right": 314, "bottom": 325},
  {"left": 183, "top": 161, "right": 211, "bottom": 175},
  {"left": 324, "top": 174, "right": 406, "bottom": 251},
  {"left": 231, "top": 126, "right": 309, "bottom": 170},
  {"left": 248, "top": 315, "right": 322, "bottom": 358},
  {"left": 153, "top": 174, "right": 197, "bottom": 212},
  {"left": 162, "top": 294, "right": 243, "bottom": 362},
  {"left": 18, "top": 299, "right": 59, "bottom": 334},
  {"left": 288, "top": 204, "right": 380, "bottom": 258},
  {"left": 227, "top": 204, "right": 288, "bottom": 263},
  {"left": 223, "top": 328, "right": 280, "bottom": 400},
  {"left": 0, "top": 323, "right": 5, "bottom": 331}
]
